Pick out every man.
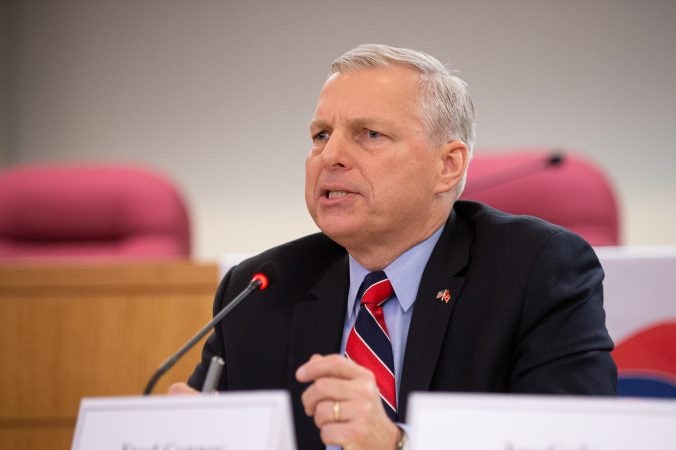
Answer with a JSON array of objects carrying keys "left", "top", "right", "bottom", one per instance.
[{"left": 172, "top": 44, "right": 616, "bottom": 450}]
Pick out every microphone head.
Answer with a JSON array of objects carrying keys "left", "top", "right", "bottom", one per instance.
[
  {"left": 548, "top": 152, "right": 565, "bottom": 166},
  {"left": 250, "top": 260, "right": 281, "bottom": 291}
]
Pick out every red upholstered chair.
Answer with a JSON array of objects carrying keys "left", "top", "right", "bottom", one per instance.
[
  {"left": 0, "top": 164, "right": 191, "bottom": 260},
  {"left": 460, "top": 149, "right": 620, "bottom": 246}
]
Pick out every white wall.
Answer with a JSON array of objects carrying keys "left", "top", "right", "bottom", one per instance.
[{"left": 5, "top": 0, "right": 676, "bottom": 259}]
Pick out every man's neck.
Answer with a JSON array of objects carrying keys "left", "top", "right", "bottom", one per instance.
[{"left": 348, "top": 216, "right": 449, "bottom": 271}]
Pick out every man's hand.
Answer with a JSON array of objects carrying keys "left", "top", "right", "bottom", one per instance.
[
  {"left": 167, "top": 382, "right": 198, "bottom": 395},
  {"left": 296, "top": 354, "right": 402, "bottom": 450}
]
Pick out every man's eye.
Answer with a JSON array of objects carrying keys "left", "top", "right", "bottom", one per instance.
[
  {"left": 313, "top": 131, "right": 329, "bottom": 141},
  {"left": 367, "top": 129, "right": 383, "bottom": 139}
]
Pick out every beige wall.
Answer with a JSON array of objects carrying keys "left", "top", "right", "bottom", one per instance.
[
  {"left": 4, "top": 0, "right": 676, "bottom": 259},
  {"left": 0, "top": 1, "right": 11, "bottom": 165}
]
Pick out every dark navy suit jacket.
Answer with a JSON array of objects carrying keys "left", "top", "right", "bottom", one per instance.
[{"left": 188, "top": 201, "right": 617, "bottom": 450}]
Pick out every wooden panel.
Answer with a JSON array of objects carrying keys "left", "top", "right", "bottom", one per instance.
[
  {"left": 0, "top": 261, "right": 219, "bottom": 449},
  {"left": 0, "top": 422, "right": 73, "bottom": 450}
]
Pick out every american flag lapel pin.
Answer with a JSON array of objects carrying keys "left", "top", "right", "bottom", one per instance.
[{"left": 436, "top": 289, "right": 451, "bottom": 303}]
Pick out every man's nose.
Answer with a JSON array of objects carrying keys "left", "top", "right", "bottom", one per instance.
[
  {"left": 321, "top": 132, "right": 352, "bottom": 169},
  {"left": 322, "top": 130, "right": 355, "bottom": 168}
]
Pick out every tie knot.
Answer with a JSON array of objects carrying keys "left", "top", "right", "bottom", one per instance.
[{"left": 358, "top": 271, "right": 394, "bottom": 306}]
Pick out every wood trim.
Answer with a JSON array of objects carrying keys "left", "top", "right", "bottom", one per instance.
[{"left": 0, "top": 261, "right": 220, "bottom": 449}]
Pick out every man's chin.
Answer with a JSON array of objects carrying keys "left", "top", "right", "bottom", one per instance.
[{"left": 316, "top": 222, "right": 363, "bottom": 248}]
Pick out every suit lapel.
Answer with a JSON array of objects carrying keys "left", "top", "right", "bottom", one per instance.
[
  {"left": 287, "top": 254, "right": 349, "bottom": 390},
  {"left": 287, "top": 254, "right": 349, "bottom": 449},
  {"left": 398, "top": 212, "right": 472, "bottom": 419}
]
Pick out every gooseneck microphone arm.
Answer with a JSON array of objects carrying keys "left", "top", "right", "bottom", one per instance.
[{"left": 143, "top": 262, "right": 279, "bottom": 395}]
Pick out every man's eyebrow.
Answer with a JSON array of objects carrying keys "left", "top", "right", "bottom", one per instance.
[{"left": 309, "top": 118, "right": 330, "bottom": 131}]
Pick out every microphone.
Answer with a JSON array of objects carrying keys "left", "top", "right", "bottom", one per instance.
[
  {"left": 462, "top": 152, "right": 565, "bottom": 196},
  {"left": 143, "top": 260, "right": 281, "bottom": 395}
]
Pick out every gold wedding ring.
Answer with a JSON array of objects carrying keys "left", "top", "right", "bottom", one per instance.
[{"left": 333, "top": 401, "right": 341, "bottom": 422}]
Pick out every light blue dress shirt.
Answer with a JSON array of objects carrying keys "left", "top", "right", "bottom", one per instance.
[{"left": 326, "top": 225, "right": 444, "bottom": 450}]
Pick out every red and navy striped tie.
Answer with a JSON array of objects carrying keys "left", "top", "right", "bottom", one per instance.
[{"left": 345, "top": 271, "right": 397, "bottom": 421}]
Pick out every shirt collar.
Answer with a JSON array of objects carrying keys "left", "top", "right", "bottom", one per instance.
[{"left": 347, "top": 224, "right": 446, "bottom": 319}]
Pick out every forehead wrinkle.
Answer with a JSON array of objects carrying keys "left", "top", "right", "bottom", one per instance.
[
  {"left": 310, "top": 115, "right": 397, "bottom": 132},
  {"left": 346, "top": 116, "right": 397, "bottom": 130}
]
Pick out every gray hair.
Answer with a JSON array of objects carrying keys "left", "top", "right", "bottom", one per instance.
[{"left": 331, "top": 44, "right": 476, "bottom": 196}]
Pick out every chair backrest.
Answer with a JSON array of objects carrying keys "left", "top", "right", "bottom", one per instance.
[
  {"left": 461, "top": 149, "right": 620, "bottom": 246},
  {"left": 0, "top": 164, "right": 191, "bottom": 260}
]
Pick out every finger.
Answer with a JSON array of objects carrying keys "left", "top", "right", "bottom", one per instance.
[
  {"left": 167, "top": 382, "right": 198, "bottom": 395},
  {"left": 318, "top": 421, "right": 351, "bottom": 447},
  {"left": 296, "top": 353, "right": 370, "bottom": 383},
  {"left": 313, "top": 399, "right": 350, "bottom": 428},
  {"left": 300, "top": 377, "right": 356, "bottom": 416},
  {"left": 319, "top": 411, "right": 400, "bottom": 450},
  {"left": 295, "top": 353, "right": 328, "bottom": 382}
]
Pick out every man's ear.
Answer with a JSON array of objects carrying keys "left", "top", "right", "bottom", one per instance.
[{"left": 435, "top": 140, "right": 468, "bottom": 194}]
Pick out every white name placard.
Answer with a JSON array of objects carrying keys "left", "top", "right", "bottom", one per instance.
[
  {"left": 408, "top": 393, "right": 676, "bottom": 450},
  {"left": 71, "top": 391, "right": 296, "bottom": 450}
]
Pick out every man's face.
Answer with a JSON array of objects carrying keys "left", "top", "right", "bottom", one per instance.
[{"left": 305, "top": 65, "right": 455, "bottom": 258}]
